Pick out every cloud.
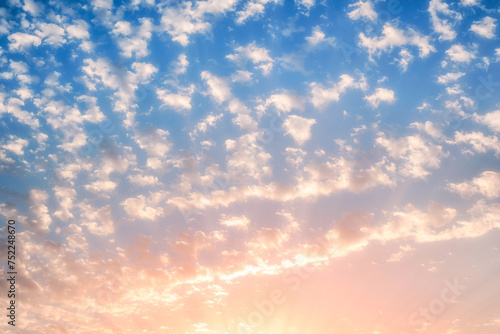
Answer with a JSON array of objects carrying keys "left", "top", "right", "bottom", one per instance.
[
  {"left": 191, "top": 113, "right": 223, "bottom": 137},
  {"left": 156, "top": 89, "right": 192, "bottom": 111},
  {"left": 305, "top": 26, "right": 335, "bottom": 48},
  {"left": 446, "top": 44, "right": 476, "bottom": 63},
  {"left": 265, "top": 92, "right": 306, "bottom": 113},
  {"left": 8, "top": 32, "right": 42, "bottom": 51},
  {"left": 359, "top": 23, "right": 435, "bottom": 59},
  {"left": 36, "top": 22, "right": 66, "bottom": 46},
  {"left": 220, "top": 214, "right": 250, "bottom": 229},
  {"left": 235, "top": 0, "right": 280, "bottom": 25},
  {"left": 231, "top": 70, "right": 252, "bottom": 83},
  {"left": 428, "top": 0, "right": 461, "bottom": 41},
  {"left": 437, "top": 72, "right": 465, "bottom": 84},
  {"left": 226, "top": 42, "right": 274, "bottom": 75},
  {"left": 364, "top": 88, "right": 395, "bottom": 108},
  {"left": 310, "top": 74, "right": 367, "bottom": 110},
  {"left": 450, "top": 131, "right": 500, "bottom": 155},
  {"left": 376, "top": 133, "right": 445, "bottom": 178},
  {"left": 474, "top": 109, "right": 500, "bottom": 133},
  {"left": 201, "top": 71, "right": 232, "bottom": 103},
  {"left": 283, "top": 115, "right": 316, "bottom": 145},
  {"left": 2, "top": 136, "right": 29, "bottom": 155},
  {"left": 470, "top": 16, "right": 497, "bottom": 39},
  {"left": 115, "top": 19, "right": 153, "bottom": 58},
  {"left": 66, "top": 20, "right": 90, "bottom": 40},
  {"left": 397, "top": 48, "right": 414, "bottom": 72},
  {"left": 122, "top": 191, "right": 168, "bottom": 221},
  {"left": 347, "top": 0, "right": 377, "bottom": 22},
  {"left": 160, "top": 0, "right": 237, "bottom": 46},
  {"left": 128, "top": 174, "right": 159, "bottom": 186},
  {"left": 448, "top": 171, "right": 500, "bottom": 199}
]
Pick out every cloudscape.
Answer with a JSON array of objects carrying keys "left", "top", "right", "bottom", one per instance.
[{"left": 0, "top": 0, "right": 499, "bottom": 333}]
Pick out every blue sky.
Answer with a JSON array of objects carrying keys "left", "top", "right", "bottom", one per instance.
[{"left": 0, "top": 0, "right": 500, "bottom": 333}]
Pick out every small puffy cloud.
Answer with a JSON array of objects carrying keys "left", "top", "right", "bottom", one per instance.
[
  {"left": 376, "top": 133, "right": 445, "bottom": 178},
  {"left": 23, "top": 0, "right": 43, "bottom": 16},
  {"left": 437, "top": 72, "right": 465, "bottom": 84},
  {"left": 446, "top": 44, "right": 476, "bottom": 63},
  {"left": 173, "top": 53, "right": 189, "bottom": 75},
  {"left": 448, "top": 171, "right": 500, "bottom": 199},
  {"left": 295, "top": 0, "right": 315, "bottom": 13},
  {"left": 310, "top": 74, "right": 367, "bottom": 109},
  {"left": 283, "top": 115, "right": 316, "bottom": 145},
  {"left": 201, "top": 71, "right": 232, "bottom": 103},
  {"left": 160, "top": 0, "right": 237, "bottom": 46},
  {"left": 460, "top": 0, "right": 480, "bottom": 5},
  {"left": 359, "top": 23, "right": 435, "bottom": 59},
  {"left": 36, "top": 23, "right": 66, "bottom": 46},
  {"left": 474, "top": 109, "right": 500, "bottom": 133},
  {"left": 134, "top": 128, "right": 172, "bottom": 158},
  {"left": 364, "top": 88, "right": 395, "bottom": 108},
  {"left": 191, "top": 112, "right": 223, "bottom": 137},
  {"left": 2, "top": 136, "right": 29, "bottom": 155},
  {"left": 449, "top": 131, "right": 500, "bottom": 155},
  {"left": 428, "top": 0, "right": 461, "bottom": 41},
  {"left": 226, "top": 42, "right": 273, "bottom": 75},
  {"left": 231, "top": 70, "right": 252, "bottom": 83},
  {"left": 157, "top": 89, "right": 192, "bottom": 111},
  {"left": 410, "top": 121, "right": 444, "bottom": 139},
  {"left": 122, "top": 191, "right": 168, "bottom": 221},
  {"left": 470, "top": 17, "right": 496, "bottom": 39},
  {"left": 128, "top": 174, "right": 159, "bottom": 186},
  {"left": 66, "top": 19, "right": 90, "bottom": 40},
  {"left": 265, "top": 92, "right": 306, "bottom": 113},
  {"left": 236, "top": 0, "right": 279, "bottom": 25},
  {"left": 305, "top": 26, "right": 335, "bottom": 48},
  {"left": 347, "top": 0, "right": 377, "bottom": 22},
  {"left": 397, "top": 48, "right": 414, "bottom": 72},
  {"left": 8, "top": 32, "right": 42, "bottom": 51},
  {"left": 219, "top": 215, "right": 250, "bottom": 229}
]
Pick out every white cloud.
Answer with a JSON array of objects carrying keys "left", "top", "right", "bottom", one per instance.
[
  {"left": 23, "top": 0, "right": 43, "bottom": 16},
  {"left": 66, "top": 20, "right": 90, "bottom": 40},
  {"left": 364, "top": 88, "right": 395, "bottom": 108},
  {"left": 295, "top": 0, "right": 315, "bottom": 13},
  {"left": 35, "top": 23, "right": 66, "bottom": 46},
  {"left": 428, "top": 0, "right": 461, "bottom": 41},
  {"left": 128, "top": 174, "right": 159, "bottom": 186},
  {"left": 156, "top": 89, "right": 192, "bottom": 111},
  {"left": 448, "top": 171, "right": 500, "bottom": 199},
  {"left": 283, "top": 115, "right": 316, "bottom": 145},
  {"left": 226, "top": 42, "right": 274, "bottom": 75},
  {"left": 122, "top": 191, "right": 168, "bottom": 221},
  {"left": 115, "top": 19, "right": 153, "bottom": 58},
  {"left": 347, "top": 0, "right": 377, "bottom": 22},
  {"left": 173, "top": 53, "right": 189, "bottom": 75},
  {"left": 8, "top": 32, "right": 42, "bottom": 51},
  {"left": 450, "top": 131, "right": 500, "bottom": 155},
  {"left": 236, "top": 0, "right": 280, "bottom": 25},
  {"left": 397, "top": 48, "right": 414, "bottom": 72},
  {"left": 470, "top": 17, "right": 496, "bottom": 39},
  {"left": 134, "top": 128, "right": 172, "bottom": 158},
  {"left": 310, "top": 74, "right": 367, "bottom": 109},
  {"left": 359, "top": 23, "right": 435, "bottom": 59},
  {"left": 437, "top": 72, "right": 465, "bottom": 84},
  {"left": 460, "top": 0, "right": 480, "bottom": 5},
  {"left": 265, "top": 92, "right": 306, "bottom": 113},
  {"left": 191, "top": 113, "right": 224, "bottom": 137},
  {"left": 231, "top": 70, "right": 253, "bottom": 83},
  {"left": 410, "top": 121, "right": 444, "bottom": 139},
  {"left": 305, "top": 26, "right": 335, "bottom": 48},
  {"left": 2, "top": 136, "right": 29, "bottom": 155},
  {"left": 474, "top": 109, "right": 500, "bottom": 133},
  {"left": 220, "top": 215, "right": 250, "bottom": 229},
  {"left": 376, "top": 133, "right": 445, "bottom": 178},
  {"left": 201, "top": 71, "right": 232, "bottom": 103},
  {"left": 446, "top": 44, "right": 476, "bottom": 63},
  {"left": 160, "top": 0, "right": 237, "bottom": 46}
]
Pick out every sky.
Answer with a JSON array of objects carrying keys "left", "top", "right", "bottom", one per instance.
[{"left": 0, "top": 0, "right": 499, "bottom": 333}]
